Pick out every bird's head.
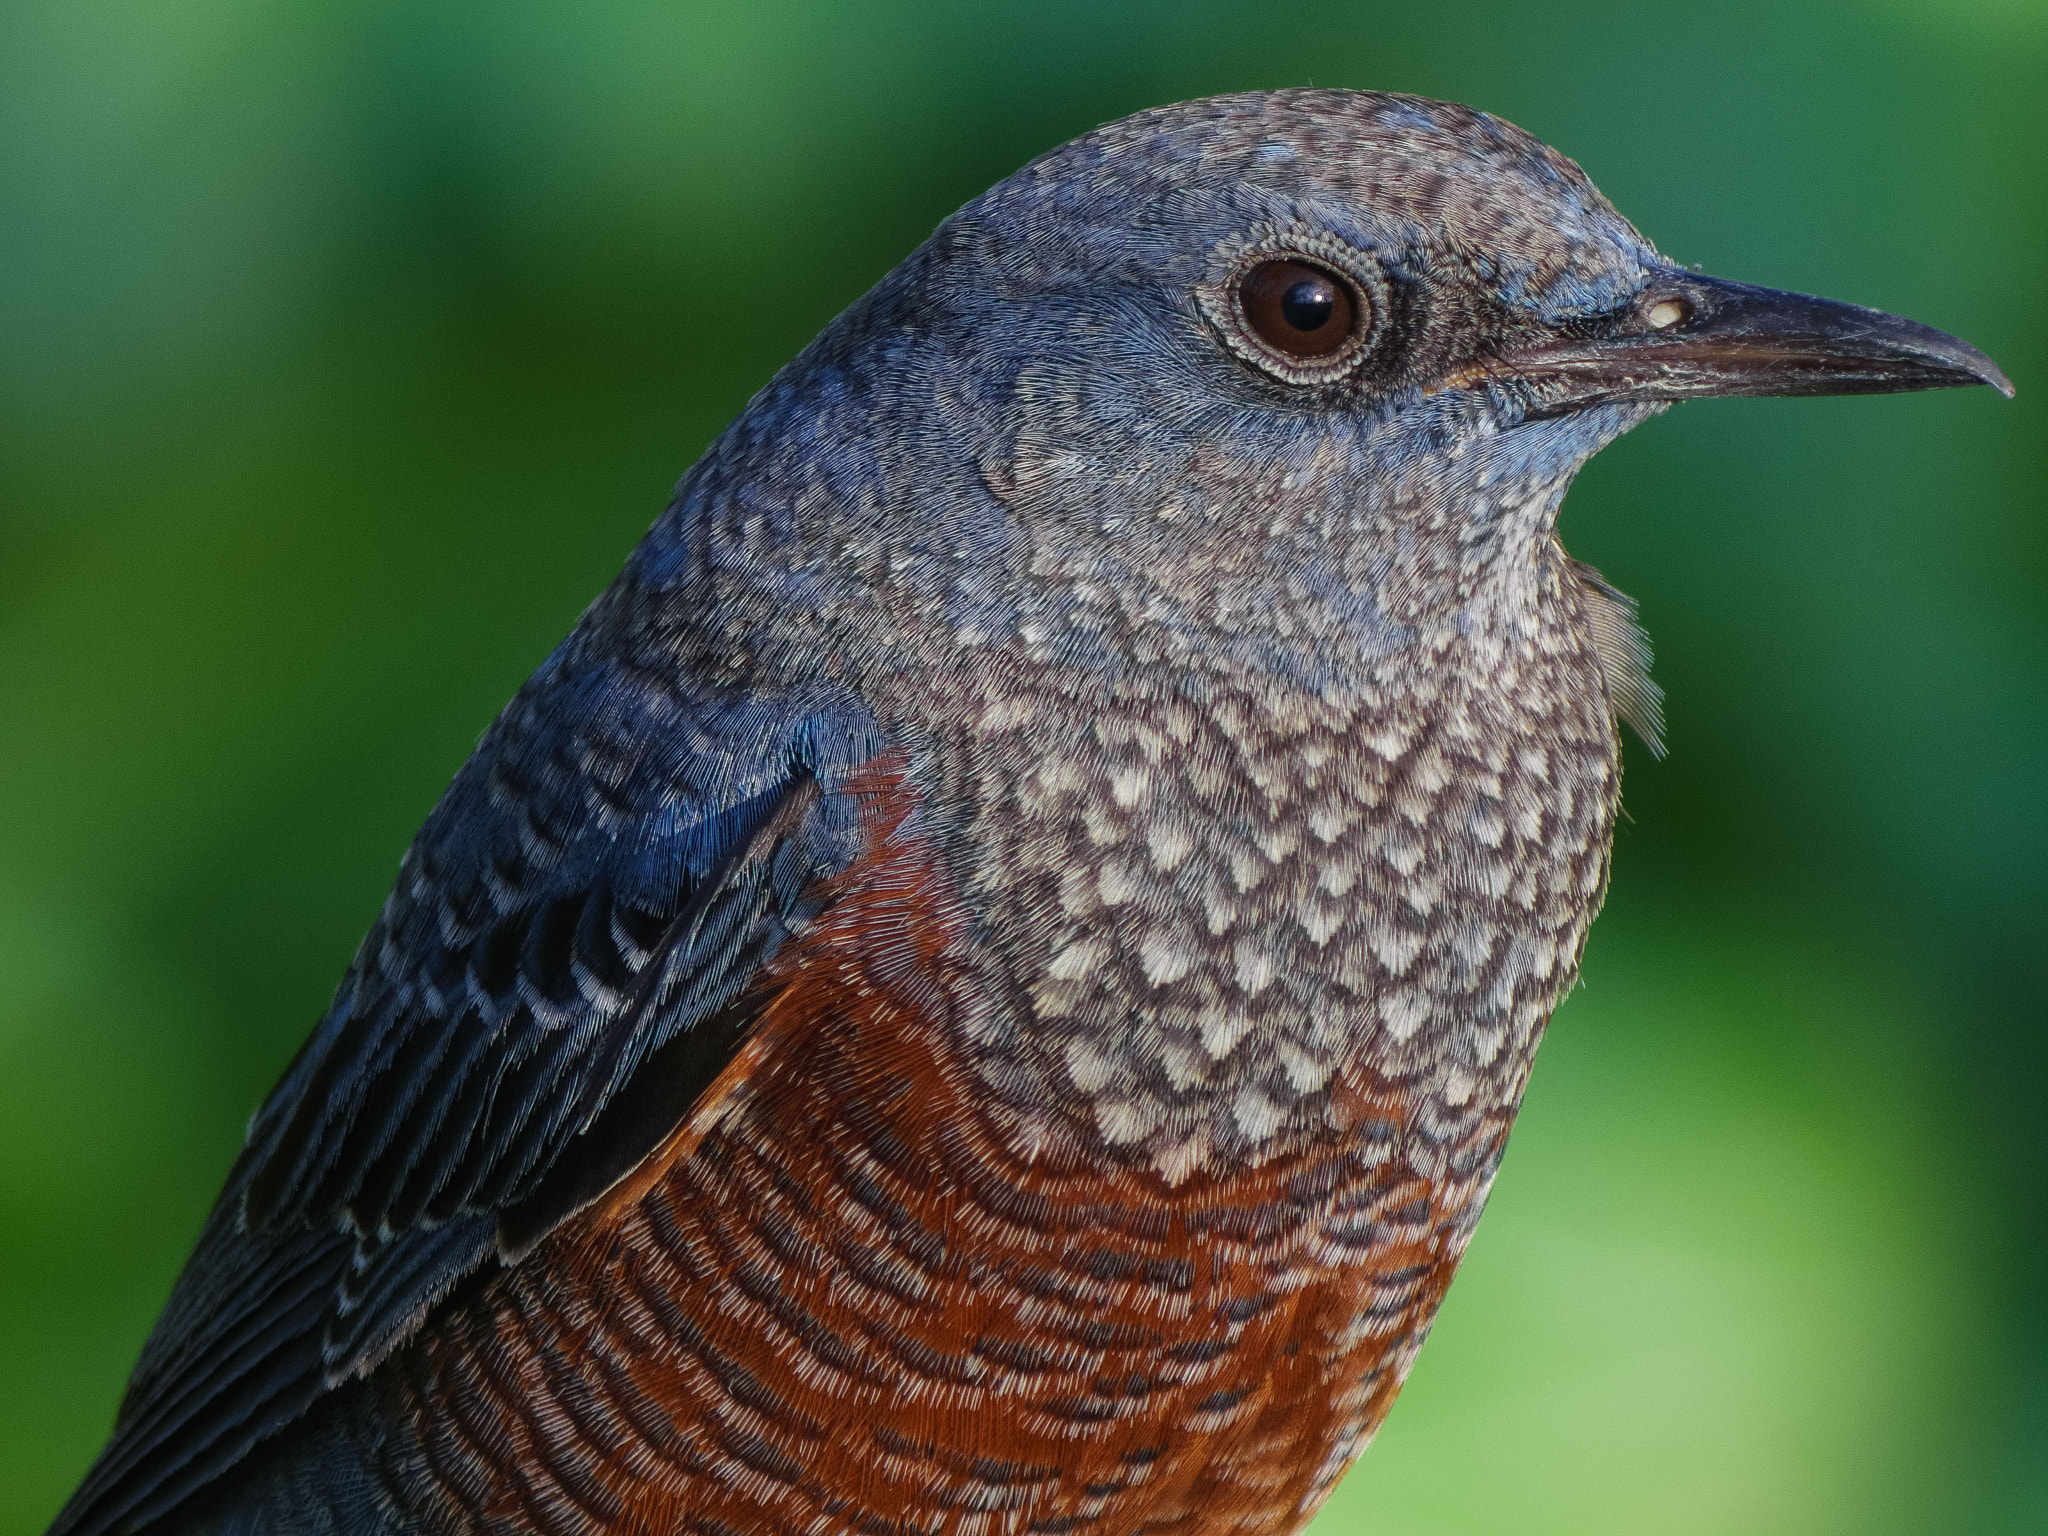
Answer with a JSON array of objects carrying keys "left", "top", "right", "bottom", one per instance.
[
  {"left": 609, "top": 90, "right": 2011, "bottom": 1167},
  {"left": 833, "top": 89, "right": 2010, "bottom": 671},
  {"left": 637, "top": 89, "right": 2006, "bottom": 701}
]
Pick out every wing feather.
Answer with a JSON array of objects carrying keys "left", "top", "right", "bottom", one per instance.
[{"left": 49, "top": 646, "right": 885, "bottom": 1536}]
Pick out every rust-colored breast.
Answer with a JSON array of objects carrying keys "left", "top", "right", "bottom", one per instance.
[{"left": 372, "top": 774, "right": 1505, "bottom": 1536}]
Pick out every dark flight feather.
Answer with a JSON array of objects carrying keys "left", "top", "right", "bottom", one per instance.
[{"left": 47, "top": 646, "right": 884, "bottom": 1536}]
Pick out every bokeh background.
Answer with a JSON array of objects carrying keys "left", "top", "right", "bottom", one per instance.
[{"left": 2, "top": 0, "right": 2042, "bottom": 1531}]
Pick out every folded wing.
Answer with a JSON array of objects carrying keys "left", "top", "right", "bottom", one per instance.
[{"left": 50, "top": 640, "right": 886, "bottom": 1536}]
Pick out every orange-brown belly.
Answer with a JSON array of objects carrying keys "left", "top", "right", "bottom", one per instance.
[{"left": 372, "top": 975, "right": 1504, "bottom": 1536}]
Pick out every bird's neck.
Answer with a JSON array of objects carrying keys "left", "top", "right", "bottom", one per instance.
[{"left": 873, "top": 535, "right": 1622, "bottom": 1185}]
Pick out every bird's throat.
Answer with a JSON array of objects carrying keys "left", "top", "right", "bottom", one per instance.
[{"left": 880, "top": 546, "right": 1623, "bottom": 1186}]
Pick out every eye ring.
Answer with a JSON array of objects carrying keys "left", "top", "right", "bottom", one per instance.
[{"left": 1199, "top": 233, "right": 1388, "bottom": 385}]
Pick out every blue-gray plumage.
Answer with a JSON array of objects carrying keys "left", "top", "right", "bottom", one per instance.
[{"left": 49, "top": 90, "right": 2007, "bottom": 1536}]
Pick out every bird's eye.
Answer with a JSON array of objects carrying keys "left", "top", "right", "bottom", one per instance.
[
  {"left": 1239, "top": 260, "right": 1358, "bottom": 359},
  {"left": 1200, "top": 239, "right": 1385, "bottom": 383}
]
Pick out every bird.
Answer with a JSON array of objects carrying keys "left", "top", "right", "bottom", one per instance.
[{"left": 46, "top": 89, "right": 2009, "bottom": 1536}]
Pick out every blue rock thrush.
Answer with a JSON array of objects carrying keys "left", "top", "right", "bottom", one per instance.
[{"left": 47, "top": 89, "right": 2009, "bottom": 1536}]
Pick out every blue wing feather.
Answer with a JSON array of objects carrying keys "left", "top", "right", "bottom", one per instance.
[{"left": 48, "top": 632, "right": 886, "bottom": 1536}]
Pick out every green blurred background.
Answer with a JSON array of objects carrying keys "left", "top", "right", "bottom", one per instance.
[{"left": 1, "top": 0, "right": 2041, "bottom": 1531}]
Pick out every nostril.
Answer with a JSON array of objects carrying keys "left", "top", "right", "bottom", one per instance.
[{"left": 1644, "top": 297, "right": 1692, "bottom": 331}]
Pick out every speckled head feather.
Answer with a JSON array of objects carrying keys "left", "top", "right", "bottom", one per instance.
[
  {"left": 48, "top": 89, "right": 2004, "bottom": 1536},
  {"left": 632, "top": 92, "right": 1676, "bottom": 653},
  {"left": 980, "top": 91, "right": 1657, "bottom": 311}
]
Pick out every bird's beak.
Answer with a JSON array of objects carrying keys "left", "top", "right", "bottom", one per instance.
[{"left": 1479, "top": 270, "right": 2013, "bottom": 411}]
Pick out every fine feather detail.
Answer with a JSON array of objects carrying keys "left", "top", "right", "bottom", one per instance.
[{"left": 1571, "top": 558, "right": 1665, "bottom": 758}]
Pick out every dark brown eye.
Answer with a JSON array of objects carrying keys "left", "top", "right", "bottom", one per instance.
[{"left": 1239, "top": 259, "right": 1357, "bottom": 358}]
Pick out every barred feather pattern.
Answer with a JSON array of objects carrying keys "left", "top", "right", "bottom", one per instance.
[
  {"left": 170, "top": 511, "right": 1626, "bottom": 1536},
  {"left": 338, "top": 771, "right": 1515, "bottom": 1536}
]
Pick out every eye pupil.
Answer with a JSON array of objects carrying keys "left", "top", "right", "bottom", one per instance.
[
  {"left": 1280, "top": 279, "right": 1335, "bottom": 331},
  {"left": 1238, "top": 258, "right": 1361, "bottom": 363}
]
